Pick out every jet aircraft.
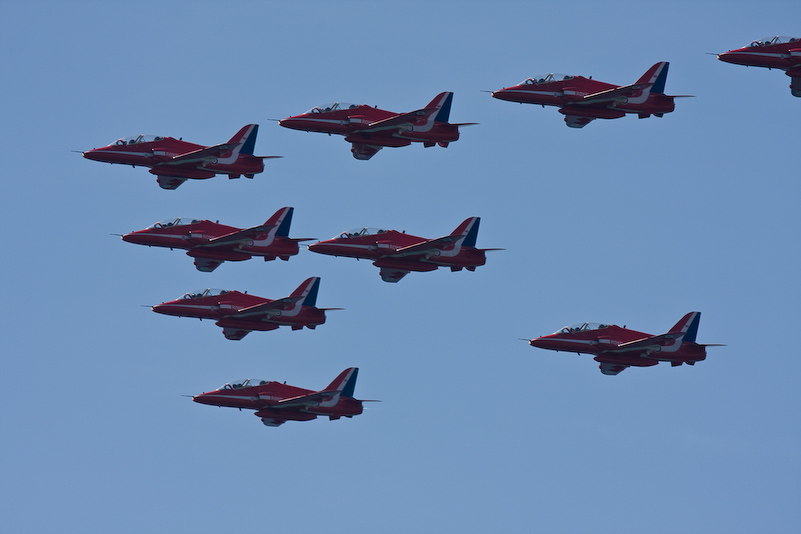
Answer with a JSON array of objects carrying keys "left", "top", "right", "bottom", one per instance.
[
  {"left": 308, "top": 217, "right": 499, "bottom": 283},
  {"left": 121, "top": 207, "right": 311, "bottom": 272},
  {"left": 491, "top": 62, "right": 689, "bottom": 128},
  {"left": 278, "top": 92, "right": 474, "bottom": 160},
  {"left": 82, "top": 124, "right": 279, "bottom": 189},
  {"left": 529, "top": 312, "right": 721, "bottom": 375},
  {"left": 151, "top": 277, "right": 336, "bottom": 340},
  {"left": 193, "top": 368, "right": 369, "bottom": 427},
  {"left": 717, "top": 36, "right": 801, "bottom": 97}
]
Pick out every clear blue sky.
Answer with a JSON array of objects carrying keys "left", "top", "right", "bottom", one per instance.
[{"left": 2, "top": 1, "right": 799, "bottom": 532}]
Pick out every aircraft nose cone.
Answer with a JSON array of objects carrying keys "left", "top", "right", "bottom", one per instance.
[
  {"left": 307, "top": 241, "right": 329, "bottom": 254},
  {"left": 529, "top": 337, "right": 552, "bottom": 349},
  {"left": 490, "top": 89, "right": 512, "bottom": 101}
]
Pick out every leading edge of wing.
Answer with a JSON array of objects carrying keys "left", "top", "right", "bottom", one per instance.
[
  {"left": 362, "top": 107, "right": 437, "bottom": 132},
  {"left": 163, "top": 142, "right": 242, "bottom": 165},
  {"left": 235, "top": 296, "right": 303, "bottom": 318},
  {"left": 270, "top": 390, "right": 339, "bottom": 409},
  {"left": 390, "top": 235, "right": 458, "bottom": 257},
  {"left": 202, "top": 224, "right": 275, "bottom": 248},
  {"left": 575, "top": 82, "right": 654, "bottom": 105}
]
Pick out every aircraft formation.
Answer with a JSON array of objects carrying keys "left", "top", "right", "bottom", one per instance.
[{"left": 84, "top": 36, "right": 795, "bottom": 426}]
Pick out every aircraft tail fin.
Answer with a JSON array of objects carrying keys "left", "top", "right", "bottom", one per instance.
[
  {"left": 290, "top": 277, "right": 321, "bottom": 307},
  {"left": 227, "top": 124, "right": 259, "bottom": 155},
  {"left": 450, "top": 217, "right": 481, "bottom": 248},
  {"left": 424, "top": 92, "right": 454, "bottom": 123},
  {"left": 324, "top": 367, "right": 359, "bottom": 397},
  {"left": 667, "top": 311, "right": 701, "bottom": 343},
  {"left": 635, "top": 62, "right": 669, "bottom": 94},
  {"left": 265, "top": 207, "right": 294, "bottom": 238}
]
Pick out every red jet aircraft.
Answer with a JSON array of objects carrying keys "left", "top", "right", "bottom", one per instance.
[
  {"left": 308, "top": 217, "right": 499, "bottom": 283},
  {"left": 121, "top": 207, "right": 311, "bottom": 272},
  {"left": 151, "top": 277, "right": 336, "bottom": 340},
  {"left": 83, "top": 124, "right": 279, "bottom": 189},
  {"left": 529, "top": 312, "right": 722, "bottom": 375},
  {"left": 193, "top": 368, "right": 369, "bottom": 427},
  {"left": 717, "top": 36, "right": 801, "bottom": 97},
  {"left": 491, "top": 62, "right": 690, "bottom": 128},
  {"left": 278, "top": 92, "right": 474, "bottom": 160}
]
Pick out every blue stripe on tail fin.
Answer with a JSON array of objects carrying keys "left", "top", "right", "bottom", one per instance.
[
  {"left": 434, "top": 93, "right": 453, "bottom": 123},
  {"left": 683, "top": 312, "right": 700, "bottom": 343},
  {"left": 240, "top": 124, "right": 258, "bottom": 155},
  {"left": 302, "top": 277, "right": 320, "bottom": 307},
  {"left": 340, "top": 368, "right": 358, "bottom": 397},
  {"left": 275, "top": 207, "right": 293, "bottom": 237},
  {"left": 462, "top": 217, "right": 480, "bottom": 248},
  {"left": 651, "top": 63, "right": 669, "bottom": 94}
]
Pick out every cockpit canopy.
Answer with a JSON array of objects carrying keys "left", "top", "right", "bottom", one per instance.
[
  {"left": 305, "top": 102, "right": 360, "bottom": 114},
  {"left": 180, "top": 288, "right": 230, "bottom": 300},
  {"left": 748, "top": 36, "right": 799, "bottom": 47},
  {"left": 335, "top": 227, "right": 388, "bottom": 239},
  {"left": 556, "top": 322, "right": 610, "bottom": 334},
  {"left": 113, "top": 134, "right": 165, "bottom": 146},
  {"left": 522, "top": 73, "right": 574, "bottom": 85},
  {"left": 147, "top": 217, "right": 202, "bottom": 229},
  {"left": 221, "top": 378, "right": 270, "bottom": 390}
]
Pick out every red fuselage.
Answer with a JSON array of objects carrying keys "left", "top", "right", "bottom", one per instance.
[
  {"left": 279, "top": 101, "right": 461, "bottom": 160},
  {"left": 152, "top": 290, "right": 326, "bottom": 332},
  {"left": 83, "top": 136, "right": 264, "bottom": 179},
  {"left": 492, "top": 75, "right": 675, "bottom": 120},
  {"left": 193, "top": 381, "right": 363, "bottom": 425},
  {"left": 717, "top": 36, "right": 801, "bottom": 97},
  {"left": 308, "top": 229, "right": 487, "bottom": 273},
  {"left": 530, "top": 323, "right": 707, "bottom": 370},
  {"left": 122, "top": 220, "right": 300, "bottom": 264}
]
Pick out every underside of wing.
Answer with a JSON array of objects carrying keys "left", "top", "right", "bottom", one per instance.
[
  {"left": 350, "top": 143, "right": 383, "bottom": 160},
  {"left": 379, "top": 267, "right": 409, "bottom": 283}
]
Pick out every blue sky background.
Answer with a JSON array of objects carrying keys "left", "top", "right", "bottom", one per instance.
[{"left": 2, "top": 1, "right": 799, "bottom": 532}]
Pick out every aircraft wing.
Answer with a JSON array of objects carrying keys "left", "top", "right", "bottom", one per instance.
[
  {"left": 234, "top": 297, "right": 303, "bottom": 318},
  {"left": 350, "top": 143, "right": 383, "bottom": 160},
  {"left": 379, "top": 267, "right": 409, "bottom": 283},
  {"left": 163, "top": 142, "right": 241, "bottom": 165},
  {"left": 361, "top": 108, "right": 437, "bottom": 132},
  {"left": 576, "top": 82, "right": 654, "bottom": 105},
  {"left": 201, "top": 224, "right": 273, "bottom": 248},
  {"left": 268, "top": 390, "right": 339, "bottom": 409},
  {"left": 389, "top": 235, "right": 458, "bottom": 258}
]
